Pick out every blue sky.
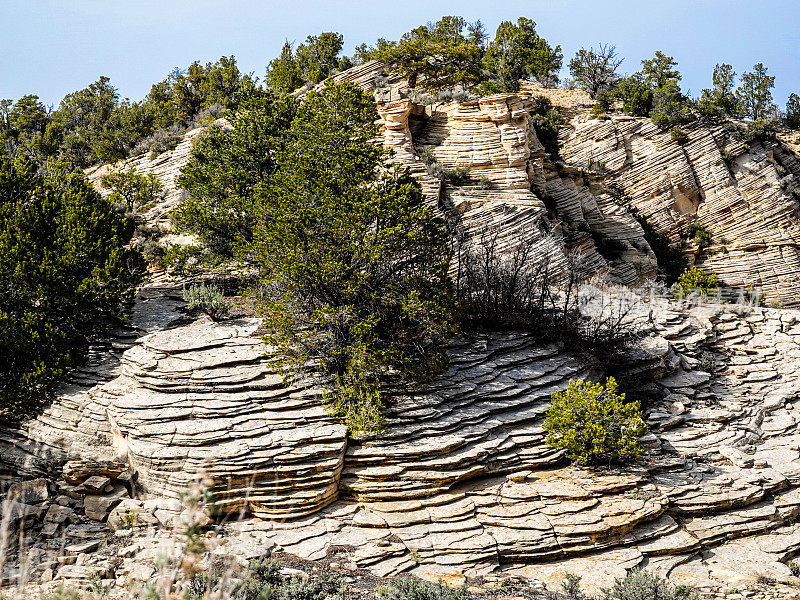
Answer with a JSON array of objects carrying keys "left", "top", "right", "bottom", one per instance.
[{"left": 1, "top": 0, "right": 798, "bottom": 108}]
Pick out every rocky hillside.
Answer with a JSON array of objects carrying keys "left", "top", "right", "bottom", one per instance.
[{"left": 4, "top": 63, "right": 800, "bottom": 598}]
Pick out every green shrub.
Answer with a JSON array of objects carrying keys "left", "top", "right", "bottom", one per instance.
[
  {"left": 602, "top": 569, "right": 699, "bottom": 600},
  {"left": 686, "top": 221, "right": 712, "bottom": 252},
  {"left": 743, "top": 118, "right": 777, "bottom": 144},
  {"left": 789, "top": 561, "right": 800, "bottom": 577},
  {"left": 183, "top": 283, "right": 229, "bottom": 321},
  {"left": 0, "top": 156, "right": 143, "bottom": 419},
  {"left": 561, "top": 574, "right": 586, "bottom": 600},
  {"left": 544, "top": 377, "right": 647, "bottom": 466},
  {"left": 674, "top": 266, "right": 719, "bottom": 297},
  {"left": 478, "top": 176, "right": 493, "bottom": 190},
  {"left": 444, "top": 164, "right": 470, "bottom": 185},
  {"left": 529, "top": 95, "right": 565, "bottom": 156},
  {"left": 279, "top": 573, "right": 343, "bottom": 600},
  {"left": 234, "top": 560, "right": 283, "bottom": 600},
  {"left": 378, "top": 577, "right": 469, "bottom": 600},
  {"left": 589, "top": 91, "right": 613, "bottom": 118},
  {"left": 614, "top": 75, "right": 653, "bottom": 117},
  {"left": 586, "top": 158, "right": 608, "bottom": 173},
  {"left": 650, "top": 80, "right": 693, "bottom": 129},
  {"left": 102, "top": 168, "right": 164, "bottom": 213},
  {"left": 670, "top": 126, "right": 689, "bottom": 145}
]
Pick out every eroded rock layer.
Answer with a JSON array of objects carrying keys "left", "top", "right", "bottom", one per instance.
[{"left": 560, "top": 116, "right": 800, "bottom": 305}]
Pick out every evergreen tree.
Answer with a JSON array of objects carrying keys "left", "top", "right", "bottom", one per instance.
[
  {"left": 267, "top": 42, "right": 304, "bottom": 93},
  {"left": 482, "top": 17, "right": 562, "bottom": 92},
  {"left": 786, "top": 93, "right": 800, "bottom": 129},
  {"left": 175, "top": 81, "right": 297, "bottom": 258},
  {"left": 253, "top": 81, "right": 455, "bottom": 435},
  {"left": 375, "top": 16, "right": 484, "bottom": 90},
  {"left": 0, "top": 153, "right": 143, "bottom": 418},
  {"left": 737, "top": 63, "right": 776, "bottom": 120},
  {"left": 698, "top": 64, "right": 737, "bottom": 120},
  {"left": 295, "top": 32, "right": 345, "bottom": 83},
  {"left": 640, "top": 51, "right": 681, "bottom": 89}
]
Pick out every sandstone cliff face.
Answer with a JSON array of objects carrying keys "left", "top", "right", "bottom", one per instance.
[{"left": 561, "top": 116, "right": 800, "bottom": 305}]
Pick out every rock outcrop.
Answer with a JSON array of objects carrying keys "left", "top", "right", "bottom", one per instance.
[{"left": 561, "top": 116, "right": 800, "bottom": 306}]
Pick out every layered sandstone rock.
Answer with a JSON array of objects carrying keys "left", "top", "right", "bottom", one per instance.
[{"left": 560, "top": 115, "right": 800, "bottom": 305}]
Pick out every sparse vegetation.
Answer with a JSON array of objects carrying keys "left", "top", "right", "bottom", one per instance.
[
  {"left": 444, "top": 164, "right": 471, "bottom": 184},
  {"left": 379, "top": 577, "right": 469, "bottom": 600},
  {"left": 602, "top": 569, "right": 699, "bottom": 600},
  {"left": 670, "top": 126, "right": 689, "bottom": 144},
  {"left": 674, "top": 266, "right": 719, "bottom": 297},
  {"left": 456, "top": 229, "right": 643, "bottom": 362},
  {"left": 183, "top": 283, "right": 230, "bottom": 321},
  {"left": 686, "top": 221, "right": 713, "bottom": 252},
  {"left": 544, "top": 377, "right": 647, "bottom": 466}
]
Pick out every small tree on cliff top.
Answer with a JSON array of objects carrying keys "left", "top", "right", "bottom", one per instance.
[
  {"left": 253, "top": 81, "right": 456, "bottom": 436},
  {"left": 568, "top": 44, "right": 623, "bottom": 99}
]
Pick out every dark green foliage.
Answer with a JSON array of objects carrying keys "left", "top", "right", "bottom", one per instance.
[
  {"left": 568, "top": 44, "right": 623, "bottom": 99},
  {"left": 670, "top": 126, "right": 689, "bottom": 144},
  {"left": 613, "top": 75, "right": 653, "bottom": 116},
  {"left": 175, "top": 83, "right": 297, "bottom": 258},
  {"left": 2, "top": 56, "right": 248, "bottom": 168},
  {"left": 602, "top": 569, "right": 699, "bottom": 600},
  {"left": 544, "top": 377, "right": 647, "bottom": 465},
  {"left": 686, "top": 220, "right": 712, "bottom": 252},
  {"left": 370, "top": 16, "right": 484, "bottom": 91},
  {"left": 444, "top": 164, "right": 470, "bottom": 184},
  {"left": 379, "top": 577, "right": 469, "bottom": 600},
  {"left": 650, "top": 80, "right": 693, "bottom": 129},
  {"left": 737, "top": 63, "right": 776, "bottom": 121},
  {"left": 234, "top": 560, "right": 283, "bottom": 600},
  {"left": 296, "top": 32, "right": 346, "bottom": 84},
  {"left": 267, "top": 42, "right": 305, "bottom": 94},
  {"left": 698, "top": 64, "right": 738, "bottom": 120},
  {"left": 589, "top": 91, "right": 613, "bottom": 118},
  {"left": 253, "top": 82, "right": 455, "bottom": 436},
  {"left": 0, "top": 154, "right": 143, "bottom": 418},
  {"left": 640, "top": 51, "right": 681, "bottom": 89},
  {"left": 613, "top": 52, "right": 694, "bottom": 129},
  {"left": 267, "top": 32, "right": 348, "bottom": 90},
  {"left": 101, "top": 168, "right": 163, "bottom": 212},
  {"left": 529, "top": 95, "right": 565, "bottom": 156},
  {"left": 786, "top": 93, "right": 800, "bottom": 129},
  {"left": 744, "top": 118, "right": 777, "bottom": 144},
  {"left": 170, "top": 56, "right": 244, "bottom": 124},
  {"left": 54, "top": 76, "right": 120, "bottom": 167},
  {"left": 482, "top": 17, "right": 562, "bottom": 92}
]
